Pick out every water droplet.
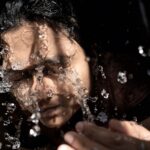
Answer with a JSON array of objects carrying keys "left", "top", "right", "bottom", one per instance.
[
  {"left": 12, "top": 140, "right": 21, "bottom": 149},
  {"left": 0, "top": 70, "right": 4, "bottom": 78},
  {"left": 11, "top": 62, "right": 22, "bottom": 70},
  {"left": 122, "top": 113, "right": 127, "bottom": 119},
  {"left": 1, "top": 102, "right": 7, "bottom": 106},
  {"left": 29, "top": 125, "right": 41, "bottom": 137},
  {"left": 138, "top": 46, "right": 146, "bottom": 57},
  {"left": 94, "top": 107, "right": 98, "bottom": 113},
  {"left": 125, "top": 40, "right": 129, "bottom": 45},
  {"left": 147, "top": 69, "right": 150, "bottom": 76},
  {"left": 3, "top": 119, "right": 11, "bottom": 126},
  {"left": 96, "top": 112, "right": 108, "bottom": 123},
  {"left": 6, "top": 103, "right": 16, "bottom": 113},
  {"left": 114, "top": 106, "right": 118, "bottom": 111},
  {"left": 29, "top": 112, "right": 41, "bottom": 124},
  {"left": 101, "top": 89, "right": 109, "bottom": 99},
  {"left": 117, "top": 71, "right": 127, "bottom": 84},
  {"left": 85, "top": 57, "right": 90, "bottom": 62},
  {"left": 66, "top": 95, "right": 71, "bottom": 99},
  {"left": 0, "top": 142, "right": 2, "bottom": 149},
  {"left": 39, "top": 34, "right": 45, "bottom": 39},
  {"left": 81, "top": 97, "right": 94, "bottom": 122},
  {"left": 4, "top": 133, "right": 20, "bottom": 149},
  {"left": 133, "top": 116, "right": 137, "bottom": 122},
  {"left": 89, "top": 97, "right": 98, "bottom": 103},
  {"left": 97, "top": 65, "right": 106, "bottom": 79},
  {"left": 5, "top": 144, "right": 11, "bottom": 148},
  {"left": 128, "top": 73, "right": 133, "bottom": 79},
  {"left": 99, "top": 53, "right": 102, "bottom": 57},
  {"left": 0, "top": 81, "right": 13, "bottom": 93},
  {"left": 47, "top": 90, "right": 53, "bottom": 98}
]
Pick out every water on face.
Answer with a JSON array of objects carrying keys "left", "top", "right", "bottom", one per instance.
[
  {"left": 1, "top": 27, "right": 150, "bottom": 148},
  {"left": 0, "top": 100, "right": 22, "bottom": 149},
  {"left": 0, "top": 69, "right": 13, "bottom": 93},
  {"left": 2, "top": 41, "right": 148, "bottom": 149},
  {"left": 57, "top": 67, "right": 95, "bottom": 122},
  {"left": 0, "top": 46, "right": 95, "bottom": 148}
]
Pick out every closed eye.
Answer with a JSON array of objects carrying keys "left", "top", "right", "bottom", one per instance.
[{"left": 5, "top": 69, "right": 33, "bottom": 82}]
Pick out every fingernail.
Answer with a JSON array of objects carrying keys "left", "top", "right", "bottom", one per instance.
[
  {"left": 76, "top": 122, "right": 84, "bottom": 132},
  {"left": 64, "top": 133, "right": 74, "bottom": 144}
]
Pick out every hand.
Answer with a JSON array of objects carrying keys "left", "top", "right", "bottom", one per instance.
[{"left": 57, "top": 121, "right": 150, "bottom": 150}]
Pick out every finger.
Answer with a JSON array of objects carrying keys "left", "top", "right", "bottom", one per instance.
[
  {"left": 75, "top": 121, "right": 150, "bottom": 150},
  {"left": 57, "top": 144, "right": 75, "bottom": 150},
  {"left": 109, "top": 119, "right": 150, "bottom": 141},
  {"left": 75, "top": 121, "right": 133, "bottom": 147},
  {"left": 64, "top": 131, "right": 108, "bottom": 150},
  {"left": 109, "top": 119, "right": 135, "bottom": 134}
]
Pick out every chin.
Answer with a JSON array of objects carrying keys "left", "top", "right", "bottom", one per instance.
[
  {"left": 40, "top": 107, "right": 80, "bottom": 128},
  {"left": 40, "top": 114, "right": 72, "bottom": 128}
]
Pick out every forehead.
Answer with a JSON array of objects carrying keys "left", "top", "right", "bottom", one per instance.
[{"left": 2, "top": 22, "right": 77, "bottom": 70}]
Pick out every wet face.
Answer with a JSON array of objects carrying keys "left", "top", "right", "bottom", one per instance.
[{"left": 1, "top": 22, "right": 91, "bottom": 128}]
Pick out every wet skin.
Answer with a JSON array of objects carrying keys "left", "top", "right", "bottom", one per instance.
[{"left": 2, "top": 21, "right": 91, "bottom": 128}]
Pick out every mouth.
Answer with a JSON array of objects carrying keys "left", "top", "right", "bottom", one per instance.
[
  {"left": 40, "top": 105, "right": 61, "bottom": 113},
  {"left": 40, "top": 104, "right": 63, "bottom": 119}
]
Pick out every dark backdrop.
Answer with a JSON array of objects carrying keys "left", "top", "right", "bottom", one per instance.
[{"left": 71, "top": 0, "right": 150, "bottom": 53}]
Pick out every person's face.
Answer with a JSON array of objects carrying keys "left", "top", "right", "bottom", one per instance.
[{"left": 1, "top": 22, "right": 91, "bottom": 128}]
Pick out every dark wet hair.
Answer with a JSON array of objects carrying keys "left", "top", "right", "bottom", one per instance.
[{"left": 0, "top": 0, "right": 78, "bottom": 36}]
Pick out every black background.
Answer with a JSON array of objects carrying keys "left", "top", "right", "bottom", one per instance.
[{"left": 71, "top": 0, "right": 150, "bottom": 53}]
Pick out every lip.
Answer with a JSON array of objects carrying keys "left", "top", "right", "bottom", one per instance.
[
  {"left": 40, "top": 105, "right": 63, "bottom": 118},
  {"left": 40, "top": 105, "right": 61, "bottom": 113}
]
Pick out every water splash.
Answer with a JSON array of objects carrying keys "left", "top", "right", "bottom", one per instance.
[
  {"left": 28, "top": 97, "right": 41, "bottom": 137},
  {"left": 0, "top": 69, "right": 13, "bottom": 93},
  {"left": 57, "top": 68, "right": 95, "bottom": 122},
  {"left": 0, "top": 81, "right": 13, "bottom": 93},
  {"left": 88, "top": 97, "right": 98, "bottom": 103},
  {"left": 97, "top": 65, "right": 106, "bottom": 79},
  {"left": 4, "top": 133, "right": 21, "bottom": 149},
  {"left": 96, "top": 112, "right": 108, "bottom": 123},
  {"left": 6, "top": 103, "right": 16, "bottom": 113},
  {"left": 29, "top": 125, "right": 41, "bottom": 137},
  {"left": 3, "top": 119, "right": 11, "bottom": 126},
  {"left": 0, "top": 69, "right": 4, "bottom": 78},
  {"left": 28, "top": 112, "right": 41, "bottom": 124},
  {"left": 117, "top": 71, "right": 127, "bottom": 84},
  {"left": 101, "top": 89, "right": 109, "bottom": 99},
  {"left": 138, "top": 46, "right": 146, "bottom": 57},
  {"left": 11, "top": 62, "right": 23, "bottom": 70}
]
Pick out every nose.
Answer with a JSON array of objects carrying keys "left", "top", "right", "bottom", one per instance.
[{"left": 31, "top": 75, "right": 57, "bottom": 99}]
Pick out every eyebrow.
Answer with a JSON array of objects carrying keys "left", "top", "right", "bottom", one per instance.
[{"left": 6, "top": 56, "right": 69, "bottom": 73}]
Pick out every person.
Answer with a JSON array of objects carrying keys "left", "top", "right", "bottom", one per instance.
[{"left": 0, "top": 0, "right": 150, "bottom": 149}]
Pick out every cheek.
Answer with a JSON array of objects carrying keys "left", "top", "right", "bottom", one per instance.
[
  {"left": 11, "top": 81, "right": 33, "bottom": 111},
  {"left": 40, "top": 104, "right": 79, "bottom": 128},
  {"left": 73, "top": 63, "right": 90, "bottom": 92}
]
